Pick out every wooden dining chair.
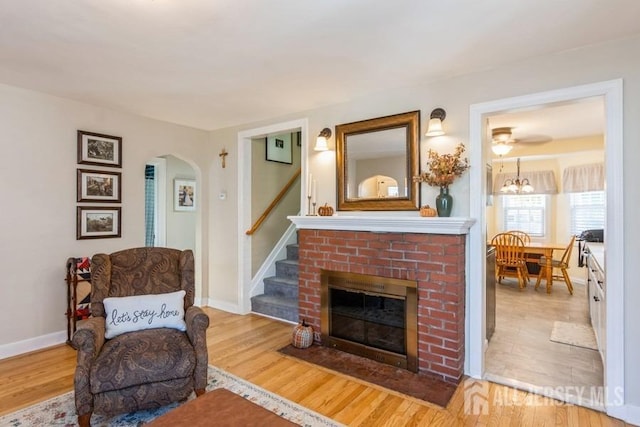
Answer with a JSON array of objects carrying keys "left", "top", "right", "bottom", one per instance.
[
  {"left": 507, "top": 230, "right": 536, "bottom": 277},
  {"left": 535, "top": 235, "right": 576, "bottom": 295},
  {"left": 491, "top": 232, "right": 529, "bottom": 290},
  {"left": 506, "top": 230, "right": 531, "bottom": 244}
]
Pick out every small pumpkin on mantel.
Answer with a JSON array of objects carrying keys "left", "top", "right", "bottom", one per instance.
[
  {"left": 420, "top": 205, "right": 437, "bottom": 217},
  {"left": 318, "top": 203, "right": 334, "bottom": 216}
]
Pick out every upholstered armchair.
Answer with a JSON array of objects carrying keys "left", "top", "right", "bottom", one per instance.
[{"left": 72, "top": 247, "right": 209, "bottom": 427}]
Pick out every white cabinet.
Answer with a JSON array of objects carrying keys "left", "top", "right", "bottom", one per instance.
[{"left": 585, "top": 244, "right": 605, "bottom": 365}]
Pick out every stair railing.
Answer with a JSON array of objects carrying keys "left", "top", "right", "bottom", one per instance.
[{"left": 245, "top": 167, "right": 301, "bottom": 236}]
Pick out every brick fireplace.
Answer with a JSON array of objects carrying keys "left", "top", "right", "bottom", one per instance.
[{"left": 290, "top": 215, "right": 473, "bottom": 383}]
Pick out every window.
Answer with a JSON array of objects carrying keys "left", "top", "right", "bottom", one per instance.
[
  {"left": 570, "top": 191, "right": 605, "bottom": 235},
  {"left": 502, "top": 194, "right": 546, "bottom": 237}
]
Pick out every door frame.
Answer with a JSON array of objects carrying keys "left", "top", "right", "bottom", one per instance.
[
  {"left": 466, "top": 79, "right": 624, "bottom": 416},
  {"left": 237, "top": 118, "right": 309, "bottom": 313},
  {"left": 146, "top": 157, "right": 167, "bottom": 247}
]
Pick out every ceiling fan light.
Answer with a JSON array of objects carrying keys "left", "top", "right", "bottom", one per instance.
[
  {"left": 491, "top": 142, "right": 513, "bottom": 156},
  {"left": 492, "top": 127, "right": 513, "bottom": 143}
]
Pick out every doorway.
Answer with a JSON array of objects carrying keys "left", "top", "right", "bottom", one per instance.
[
  {"left": 484, "top": 100, "right": 605, "bottom": 408},
  {"left": 145, "top": 157, "right": 167, "bottom": 247},
  {"left": 466, "top": 80, "right": 624, "bottom": 416},
  {"left": 237, "top": 118, "right": 309, "bottom": 314},
  {"left": 144, "top": 155, "right": 197, "bottom": 251}
]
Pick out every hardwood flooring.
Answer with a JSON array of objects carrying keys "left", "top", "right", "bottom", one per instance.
[
  {"left": 0, "top": 307, "right": 629, "bottom": 426},
  {"left": 485, "top": 276, "right": 604, "bottom": 409}
]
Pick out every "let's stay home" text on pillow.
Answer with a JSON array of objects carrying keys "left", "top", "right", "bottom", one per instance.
[{"left": 103, "top": 290, "right": 187, "bottom": 339}]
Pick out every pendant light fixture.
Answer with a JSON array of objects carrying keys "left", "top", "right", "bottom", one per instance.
[{"left": 500, "top": 158, "right": 534, "bottom": 193}]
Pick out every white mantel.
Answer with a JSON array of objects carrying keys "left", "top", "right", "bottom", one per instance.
[{"left": 288, "top": 215, "right": 476, "bottom": 235}]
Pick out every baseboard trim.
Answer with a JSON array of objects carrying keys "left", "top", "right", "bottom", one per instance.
[
  {"left": 206, "top": 299, "right": 243, "bottom": 314},
  {"left": 0, "top": 330, "right": 67, "bottom": 361},
  {"left": 608, "top": 403, "right": 640, "bottom": 425}
]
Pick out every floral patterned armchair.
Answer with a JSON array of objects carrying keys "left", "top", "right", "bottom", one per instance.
[{"left": 72, "top": 247, "right": 209, "bottom": 427}]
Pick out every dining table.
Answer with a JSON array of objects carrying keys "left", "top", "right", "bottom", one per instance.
[
  {"left": 488, "top": 241, "right": 566, "bottom": 293},
  {"left": 521, "top": 242, "right": 567, "bottom": 293}
]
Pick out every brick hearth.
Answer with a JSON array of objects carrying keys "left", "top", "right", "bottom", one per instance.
[{"left": 297, "top": 229, "right": 466, "bottom": 383}]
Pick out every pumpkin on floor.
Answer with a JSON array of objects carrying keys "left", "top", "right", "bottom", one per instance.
[{"left": 292, "top": 319, "right": 314, "bottom": 348}]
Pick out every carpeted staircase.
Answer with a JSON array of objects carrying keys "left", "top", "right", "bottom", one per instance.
[{"left": 250, "top": 242, "right": 299, "bottom": 323}]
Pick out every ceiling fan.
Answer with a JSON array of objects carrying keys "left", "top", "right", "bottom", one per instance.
[{"left": 491, "top": 126, "right": 551, "bottom": 155}]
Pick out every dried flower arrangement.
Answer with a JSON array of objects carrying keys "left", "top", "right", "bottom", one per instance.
[{"left": 413, "top": 143, "right": 469, "bottom": 189}]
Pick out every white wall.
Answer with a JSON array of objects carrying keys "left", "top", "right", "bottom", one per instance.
[
  {"left": 207, "top": 35, "right": 640, "bottom": 411},
  {"left": 0, "top": 84, "right": 209, "bottom": 354}
]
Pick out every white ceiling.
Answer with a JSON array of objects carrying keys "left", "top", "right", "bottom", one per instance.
[{"left": 1, "top": 0, "right": 639, "bottom": 131}]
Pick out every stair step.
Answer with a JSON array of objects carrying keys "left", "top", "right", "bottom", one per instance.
[
  {"left": 251, "top": 295, "right": 298, "bottom": 323},
  {"left": 286, "top": 243, "right": 299, "bottom": 261},
  {"left": 264, "top": 276, "right": 298, "bottom": 299},
  {"left": 275, "top": 259, "right": 299, "bottom": 280}
]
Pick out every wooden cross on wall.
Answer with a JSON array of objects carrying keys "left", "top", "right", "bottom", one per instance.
[{"left": 219, "top": 148, "right": 228, "bottom": 168}]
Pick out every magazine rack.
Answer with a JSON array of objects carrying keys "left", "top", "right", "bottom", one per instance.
[{"left": 65, "top": 257, "right": 92, "bottom": 346}]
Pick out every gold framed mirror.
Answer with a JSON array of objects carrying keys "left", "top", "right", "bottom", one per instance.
[{"left": 336, "top": 111, "right": 420, "bottom": 211}]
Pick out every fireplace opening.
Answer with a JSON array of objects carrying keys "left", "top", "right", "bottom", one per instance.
[{"left": 320, "top": 269, "right": 418, "bottom": 372}]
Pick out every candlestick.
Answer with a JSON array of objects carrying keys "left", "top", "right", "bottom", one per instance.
[
  {"left": 312, "top": 202, "right": 317, "bottom": 216},
  {"left": 307, "top": 196, "right": 312, "bottom": 216},
  {"left": 312, "top": 179, "right": 317, "bottom": 204}
]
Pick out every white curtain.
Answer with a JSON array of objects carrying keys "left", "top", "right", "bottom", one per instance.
[
  {"left": 562, "top": 163, "right": 605, "bottom": 193},
  {"left": 493, "top": 170, "right": 558, "bottom": 195}
]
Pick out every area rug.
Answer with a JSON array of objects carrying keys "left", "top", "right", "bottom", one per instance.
[
  {"left": 0, "top": 366, "right": 341, "bottom": 427},
  {"left": 550, "top": 321, "right": 598, "bottom": 350},
  {"left": 278, "top": 344, "right": 457, "bottom": 408}
]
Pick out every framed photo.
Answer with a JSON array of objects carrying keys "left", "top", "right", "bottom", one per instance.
[
  {"left": 174, "top": 179, "right": 196, "bottom": 211},
  {"left": 77, "top": 207, "right": 121, "bottom": 240},
  {"left": 77, "top": 130, "right": 122, "bottom": 168},
  {"left": 266, "top": 133, "right": 292, "bottom": 164},
  {"left": 77, "top": 169, "right": 121, "bottom": 203}
]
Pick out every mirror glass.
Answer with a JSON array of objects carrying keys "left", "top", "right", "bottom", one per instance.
[{"left": 336, "top": 111, "right": 420, "bottom": 211}]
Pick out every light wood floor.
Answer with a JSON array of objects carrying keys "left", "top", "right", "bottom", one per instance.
[
  {"left": 0, "top": 308, "right": 630, "bottom": 426},
  {"left": 485, "top": 275, "right": 603, "bottom": 408}
]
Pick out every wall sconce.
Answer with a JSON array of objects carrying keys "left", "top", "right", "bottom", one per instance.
[
  {"left": 425, "top": 108, "right": 446, "bottom": 136},
  {"left": 315, "top": 128, "right": 332, "bottom": 151}
]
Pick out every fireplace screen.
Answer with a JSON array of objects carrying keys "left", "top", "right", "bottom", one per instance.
[
  {"left": 321, "top": 270, "right": 417, "bottom": 372},
  {"left": 330, "top": 288, "right": 405, "bottom": 354}
]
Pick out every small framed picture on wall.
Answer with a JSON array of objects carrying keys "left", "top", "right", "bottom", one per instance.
[
  {"left": 174, "top": 179, "right": 196, "bottom": 211},
  {"left": 77, "top": 169, "right": 121, "bottom": 203},
  {"left": 265, "top": 133, "right": 292, "bottom": 164},
  {"left": 77, "top": 207, "right": 121, "bottom": 240},
  {"left": 77, "top": 130, "right": 122, "bottom": 168}
]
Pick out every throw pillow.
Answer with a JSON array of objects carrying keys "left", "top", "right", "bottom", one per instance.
[{"left": 103, "top": 290, "right": 187, "bottom": 339}]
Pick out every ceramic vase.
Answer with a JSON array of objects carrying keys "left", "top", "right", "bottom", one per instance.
[{"left": 436, "top": 186, "right": 453, "bottom": 217}]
